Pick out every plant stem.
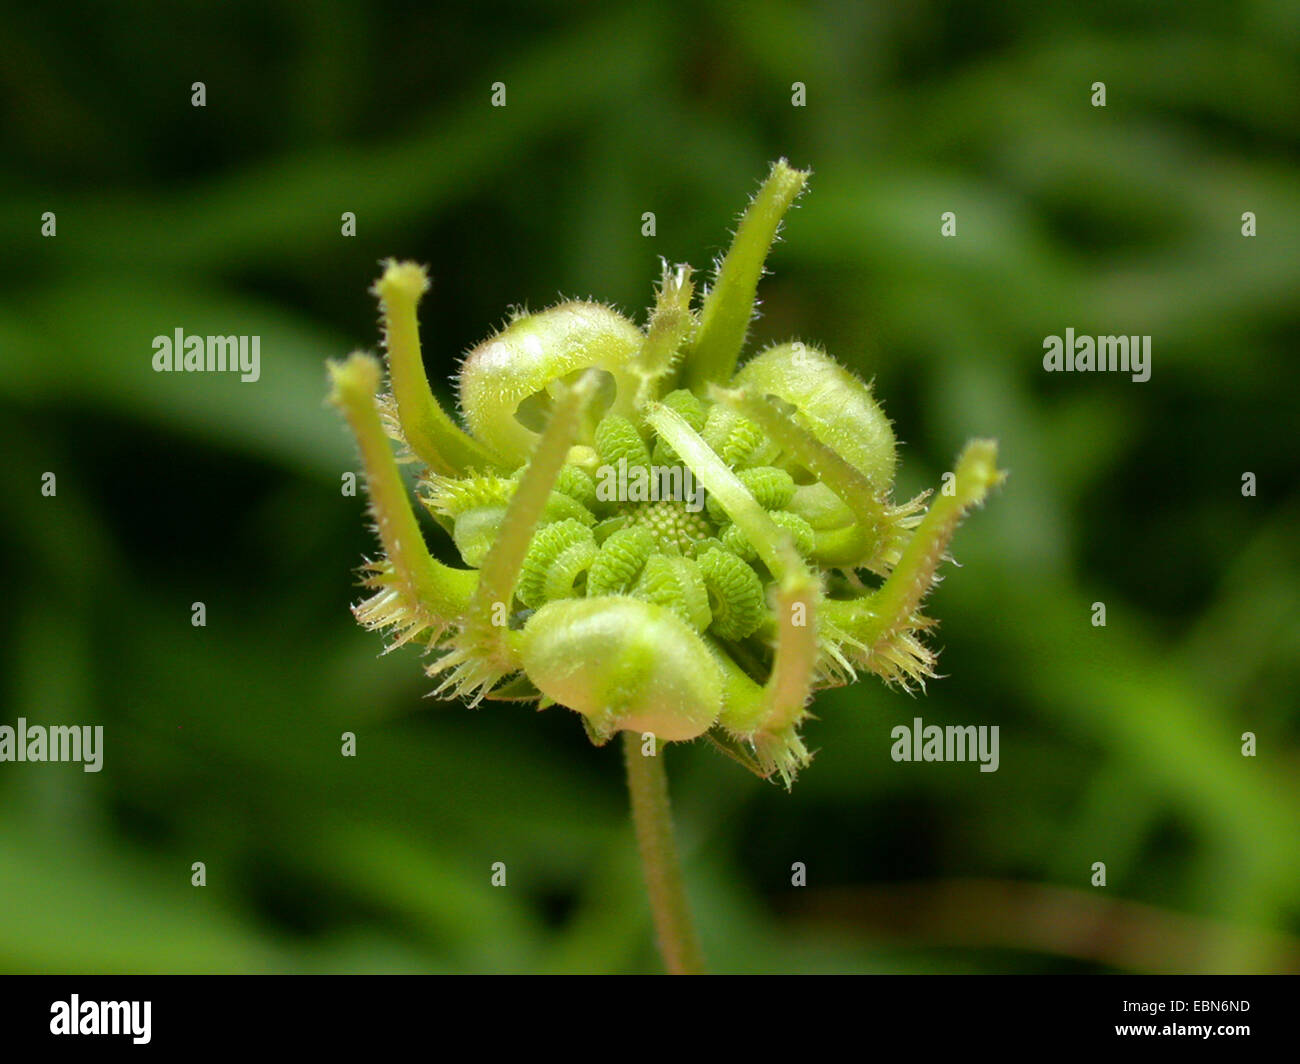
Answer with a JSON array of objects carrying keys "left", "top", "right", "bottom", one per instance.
[{"left": 622, "top": 731, "right": 705, "bottom": 974}]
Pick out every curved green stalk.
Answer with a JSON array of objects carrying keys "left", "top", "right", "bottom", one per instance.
[
  {"left": 682, "top": 160, "right": 808, "bottom": 392},
  {"left": 824, "top": 439, "right": 1003, "bottom": 647},
  {"left": 645, "top": 402, "right": 796, "bottom": 579},
  {"left": 374, "top": 260, "right": 502, "bottom": 475},
  {"left": 635, "top": 262, "right": 695, "bottom": 404},
  {"left": 622, "top": 732, "right": 705, "bottom": 974},
  {"left": 328, "top": 353, "right": 477, "bottom": 627},
  {"left": 431, "top": 369, "right": 604, "bottom": 700},
  {"left": 474, "top": 370, "right": 604, "bottom": 613},
  {"left": 712, "top": 383, "right": 890, "bottom": 566}
]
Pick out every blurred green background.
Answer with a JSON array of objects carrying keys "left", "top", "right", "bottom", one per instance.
[{"left": 2, "top": 0, "right": 1298, "bottom": 974}]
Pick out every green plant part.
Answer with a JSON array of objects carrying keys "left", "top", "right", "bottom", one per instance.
[{"left": 328, "top": 159, "right": 1004, "bottom": 973}]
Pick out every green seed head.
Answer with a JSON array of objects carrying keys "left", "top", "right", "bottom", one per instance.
[{"left": 328, "top": 160, "right": 1003, "bottom": 787}]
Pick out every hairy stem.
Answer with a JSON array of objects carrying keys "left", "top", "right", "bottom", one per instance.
[
  {"left": 622, "top": 732, "right": 705, "bottom": 974},
  {"left": 373, "top": 260, "right": 501, "bottom": 475},
  {"left": 328, "top": 353, "right": 478, "bottom": 619},
  {"left": 683, "top": 159, "right": 808, "bottom": 392}
]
